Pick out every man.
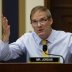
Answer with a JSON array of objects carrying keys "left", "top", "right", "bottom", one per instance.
[{"left": 0, "top": 6, "right": 72, "bottom": 63}]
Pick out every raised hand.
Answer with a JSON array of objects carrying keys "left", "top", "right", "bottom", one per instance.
[{"left": 2, "top": 16, "right": 10, "bottom": 42}]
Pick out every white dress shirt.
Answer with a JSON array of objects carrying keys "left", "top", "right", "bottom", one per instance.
[{"left": 0, "top": 29, "right": 72, "bottom": 63}]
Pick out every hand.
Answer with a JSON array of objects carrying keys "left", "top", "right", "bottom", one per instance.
[{"left": 2, "top": 16, "right": 10, "bottom": 42}]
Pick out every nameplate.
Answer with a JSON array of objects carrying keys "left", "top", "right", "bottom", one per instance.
[{"left": 29, "top": 57, "right": 60, "bottom": 64}]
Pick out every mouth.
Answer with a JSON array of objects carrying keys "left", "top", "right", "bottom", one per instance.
[{"left": 38, "top": 29, "right": 44, "bottom": 33}]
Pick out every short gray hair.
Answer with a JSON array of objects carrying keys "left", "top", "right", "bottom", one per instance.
[{"left": 30, "top": 6, "right": 52, "bottom": 21}]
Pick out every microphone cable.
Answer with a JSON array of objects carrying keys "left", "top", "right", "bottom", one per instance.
[{"left": 43, "top": 45, "right": 65, "bottom": 64}]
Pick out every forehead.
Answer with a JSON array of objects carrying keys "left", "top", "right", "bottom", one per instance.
[{"left": 32, "top": 11, "right": 47, "bottom": 20}]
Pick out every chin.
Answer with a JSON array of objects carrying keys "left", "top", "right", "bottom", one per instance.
[{"left": 38, "top": 32, "right": 45, "bottom": 38}]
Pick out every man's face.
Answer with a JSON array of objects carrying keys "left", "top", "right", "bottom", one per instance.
[{"left": 31, "top": 11, "right": 53, "bottom": 39}]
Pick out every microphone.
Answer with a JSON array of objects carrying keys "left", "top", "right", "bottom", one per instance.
[
  {"left": 43, "top": 45, "right": 65, "bottom": 64},
  {"left": 43, "top": 45, "right": 47, "bottom": 52}
]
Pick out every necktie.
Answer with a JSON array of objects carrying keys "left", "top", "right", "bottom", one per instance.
[{"left": 42, "top": 40, "right": 48, "bottom": 57}]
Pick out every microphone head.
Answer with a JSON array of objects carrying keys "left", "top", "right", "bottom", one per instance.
[{"left": 43, "top": 45, "right": 47, "bottom": 52}]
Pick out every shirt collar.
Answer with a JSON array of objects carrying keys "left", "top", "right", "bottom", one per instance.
[
  {"left": 32, "top": 32, "right": 42, "bottom": 45},
  {"left": 47, "top": 29, "right": 56, "bottom": 43}
]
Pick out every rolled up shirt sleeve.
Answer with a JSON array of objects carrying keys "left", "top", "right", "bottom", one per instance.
[
  {"left": 0, "top": 35, "right": 26, "bottom": 61},
  {"left": 0, "top": 40, "right": 10, "bottom": 61}
]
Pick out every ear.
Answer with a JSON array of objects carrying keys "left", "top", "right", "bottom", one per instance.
[{"left": 49, "top": 18, "right": 53, "bottom": 25}]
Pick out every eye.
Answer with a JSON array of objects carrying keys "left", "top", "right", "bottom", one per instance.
[
  {"left": 40, "top": 18, "right": 48, "bottom": 22},
  {"left": 31, "top": 20, "right": 37, "bottom": 24}
]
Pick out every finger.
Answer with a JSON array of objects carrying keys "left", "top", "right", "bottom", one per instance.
[
  {"left": 6, "top": 25, "right": 10, "bottom": 33},
  {"left": 2, "top": 17, "right": 8, "bottom": 30},
  {"left": 3, "top": 25, "right": 10, "bottom": 36},
  {"left": 2, "top": 17, "right": 9, "bottom": 35}
]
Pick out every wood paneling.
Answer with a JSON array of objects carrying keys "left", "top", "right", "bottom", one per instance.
[
  {"left": 19, "top": 0, "right": 25, "bottom": 37},
  {"left": 45, "top": 0, "right": 72, "bottom": 32},
  {"left": 44, "top": 0, "right": 50, "bottom": 8}
]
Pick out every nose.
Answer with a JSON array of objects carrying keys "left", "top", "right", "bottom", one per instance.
[{"left": 37, "top": 21, "right": 41, "bottom": 27}]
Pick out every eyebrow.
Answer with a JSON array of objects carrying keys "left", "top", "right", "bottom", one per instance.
[{"left": 32, "top": 16, "right": 48, "bottom": 21}]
